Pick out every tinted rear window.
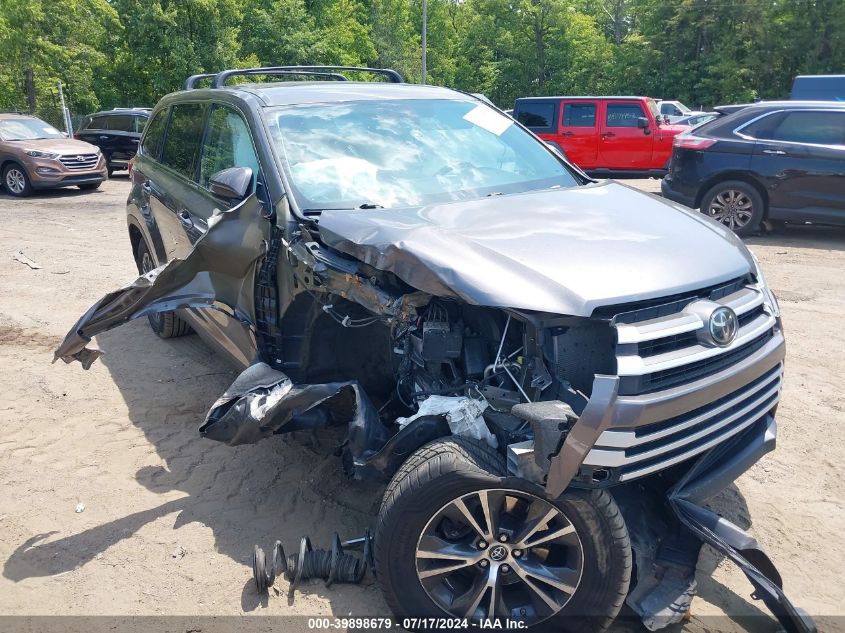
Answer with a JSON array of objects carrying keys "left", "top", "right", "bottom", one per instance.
[
  {"left": 105, "top": 115, "right": 133, "bottom": 132},
  {"left": 517, "top": 102, "right": 556, "bottom": 130},
  {"left": 563, "top": 103, "right": 596, "bottom": 127},
  {"left": 771, "top": 111, "right": 845, "bottom": 145},
  {"left": 160, "top": 103, "right": 207, "bottom": 179}
]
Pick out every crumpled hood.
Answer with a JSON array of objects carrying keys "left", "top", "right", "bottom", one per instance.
[{"left": 317, "top": 181, "right": 755, "bottom": 316}]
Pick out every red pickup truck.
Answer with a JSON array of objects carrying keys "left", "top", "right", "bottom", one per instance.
[{"left": 513, "top": 96, "right": 686, "bottom": 174}]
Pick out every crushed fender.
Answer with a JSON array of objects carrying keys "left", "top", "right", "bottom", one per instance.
[
  {"left": 54, "top": 195, "right": 269, "bottom": 368},
  {"left": 199, "top": 362, "right": 389, "bottom": 459}
]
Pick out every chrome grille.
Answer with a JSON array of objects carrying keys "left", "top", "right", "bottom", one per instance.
[
  {"left": 59, "top": 153, "right": 99, "bottom": 170},
  {"left": 614, "top": 285, "right": 777, "bottom": 395},
  {"left": 584, "top": 363, "right": 782, "bottom": 481},
  {"left": 581, "top": 281, "right": 781, "bottom": 481}
]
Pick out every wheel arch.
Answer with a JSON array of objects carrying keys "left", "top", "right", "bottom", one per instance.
[{"left": 695, "top": 172, "right": 769, "bottom": 215}]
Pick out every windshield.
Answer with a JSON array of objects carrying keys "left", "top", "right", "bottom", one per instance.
[
  {"left": 0, "top": 117, "right": 65, "bottom": 141},
  {"left": 265, "top": 99, "right": 578, "bottom": 210}
]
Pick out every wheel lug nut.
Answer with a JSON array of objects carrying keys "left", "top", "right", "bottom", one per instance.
[
  {"left": 512, "top": 549, "right": 522, "bottom": 557},
  {"left": 478, "top": 541, "right": 487, "bottom": 549},
  {"left": 498, "top": 534, "right": 508, "bottom": 542},
  {"left": 479, "top": 559, "right": 489, "bottom": 567},
  {"left": 501, "top": 564, "right": 510, "bottom": 573}
]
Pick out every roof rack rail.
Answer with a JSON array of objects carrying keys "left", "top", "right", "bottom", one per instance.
[
  {"left": 213, "top": 68, "right": 350, "bottom": 88},
  {"left": 210, "top": 65, "right": 405, "bottom": 88},
  {"left": 184, "top": 73, "right": 218, "bottom": 91}
]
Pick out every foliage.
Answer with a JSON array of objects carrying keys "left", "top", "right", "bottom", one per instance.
[{"left": 0, "top": 0, "right": 842, "bottom": 117}]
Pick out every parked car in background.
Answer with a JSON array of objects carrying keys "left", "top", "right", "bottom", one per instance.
[
  {"left": 75, "top": 107, "right": 150, "bottom": 176},
  {"left": 675, "top": 112, "right": 719, "bottom": 128},
  {"left": 657, "top": 100, "right": 707, "bottom": 123},
  {"left": 662, "top": 101, "right": 845, "bottom": 236},
  {"left": 790, "top": 75, "right": 845, "bottom": 101},
  {"left": 0, "top": 112, "right": 106, "bottom": 197},
  {"left": 514, "top": 96, "right": 686, "bottom": 174}
]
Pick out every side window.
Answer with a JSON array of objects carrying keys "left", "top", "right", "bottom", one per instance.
[
  {"left": 88, "top": 115, "right": 106, "bottom": 130},
  {"left": 771, "top": 111, "right": 845, "bottom": 146},
  {"left": 516, "top": 102, "right": 556, "bottom": 131},
  {"left": 199, "top": 105, "right": 260, "bottom": 189},
  {"left": 140, "top": 109, "right": 168, "bottom": 159},
  {"left": 563, "top": 103, "right": 596, "bottom": 127},
  {"left": 160, "top": 103, "right": 207, "bottom": 179},
  {"left": 606, "top": 103, "right": 646, "bottom": 128},
  {"left": 105, "top": 115, "right": 133, "bottom": 132},
  {"left": 133, "top": 116, "right": 148, "bottom": 134}
]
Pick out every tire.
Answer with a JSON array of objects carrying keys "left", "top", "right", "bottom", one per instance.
[
  {"left": 3, "top": 162, "right": 32, "bottom": 197},
  {"left": 375, "top": 437, "right": 631, "bottom": 633},
  {"left": 134, "top": 239, "right": 192, "bottom": 338},
  {"left": 699, "top": 180, "right": 765, "bottom": 237},
  {"left": 78, "top": 182, "right": 102, "bottom": 191}
]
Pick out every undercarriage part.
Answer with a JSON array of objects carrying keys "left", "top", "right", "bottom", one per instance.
[{"left": 252, "top": 531, "right": 373, "bottom": 600}]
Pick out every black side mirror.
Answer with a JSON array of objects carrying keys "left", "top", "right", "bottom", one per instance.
[
  {"left": 208, "top": 166, "right": 253, "bottom": 201},
  {"left": 637, "top": 117, "right": 650, "bottom": 129}
]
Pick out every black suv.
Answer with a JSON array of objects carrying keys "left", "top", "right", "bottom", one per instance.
[
  {"left": 661, "top": 101, "right": 845, "bottom": 236},
  {"left": 55, "top": 66, "right": 811, "bottom": 633},
  {"left": 75, "top": 107, "right": 150, "bottom": 176}
]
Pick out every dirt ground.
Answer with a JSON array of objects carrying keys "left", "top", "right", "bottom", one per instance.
[{"left": 0, "top": 177, "right": 842, "bottom": 632}]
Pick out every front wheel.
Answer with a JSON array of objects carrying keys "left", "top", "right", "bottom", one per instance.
[
  {"left": 134, "top": 239, "right": 192, "bottom": 338},
  {"left": 3, "top": 163, "right": 32, "bottom": 197},
  {"left": 700, "top": 180, "right": 765, "bottom": 237},
  {"left": 374, "top": 437, "right": 631, "bottom": 632}
]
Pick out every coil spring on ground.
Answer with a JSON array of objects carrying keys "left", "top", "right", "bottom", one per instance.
[{"left": 253, "top": 530, "right": 372, "bottom": 601}]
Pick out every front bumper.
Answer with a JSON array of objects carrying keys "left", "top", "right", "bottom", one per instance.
[{"left": 29, "top": 154, "right": 107, "bottom": 189}]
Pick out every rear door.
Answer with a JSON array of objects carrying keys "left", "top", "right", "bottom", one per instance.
[
  {"left": 76, "top": 115, "right": 112, "bottom": 155},
  {"left": 103, "top": 114, "right": 138, "bottom": 168},
  {"left": 750, "top": 109, "right": 845, "bottom": 223},
  {"left": 598, "top": 100, "right": 654, "bottom": 170},
  {"left": 558, "top": 101, "right": 599, "bottom": 168}
]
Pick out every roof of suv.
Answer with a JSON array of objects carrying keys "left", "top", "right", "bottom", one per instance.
[
  {"left": 0, "top": 112, "right": 37, "bottom": 120},
  {"left": 179, "top": 82, "right": 474, "bottom": 108},
  {"left": 515, "top": 96, "right": 655, "bottom": 102}
]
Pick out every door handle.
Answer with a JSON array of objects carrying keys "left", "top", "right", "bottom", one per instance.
[
  {"left": 141, "top": 181, "right": 151, "bottom": 193},
  {"left": 601, "top": 132, "right": 616, "bottom": 138},
  {"left": 178, "top": 210, "right": 193, "bottom": 227},
  {"left": 561, "top": 132, "right": 574, "bottom": 137},
  {"left": 762, "top": 149, "right": 786, "bottom": 155},
  {"left": 99, "top": 135, "right": 110, "bottom": 140}
]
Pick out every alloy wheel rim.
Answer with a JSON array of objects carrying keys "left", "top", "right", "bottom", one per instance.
[
  {"left": 708, "top": 189, "right": 754, "bottom": 229},
  {"left": 6, "top": 169, "right": 25, "bottom": 194},
  {"left": 140, "top": 251, "right": 162, "bottom": 329},
  {"left": 415, "top": 488, "right": 584, "bottom": 625}
]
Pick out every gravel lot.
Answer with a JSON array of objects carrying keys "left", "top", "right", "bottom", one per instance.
[{"left": 0, "top": 177, "right": 842, "bottom": 632}]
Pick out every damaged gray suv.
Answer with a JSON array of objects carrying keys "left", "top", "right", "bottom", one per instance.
[{"left": 55, "top": 66, "right": 814, "bottom": 633}]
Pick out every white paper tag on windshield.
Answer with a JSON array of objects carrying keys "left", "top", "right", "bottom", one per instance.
[{"left": 463, "top": 104, "right": 512, "bottom": 136}]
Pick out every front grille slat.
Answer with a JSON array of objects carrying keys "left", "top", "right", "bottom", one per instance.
[
  {"left": 583, "top": 363, "right": 782, "bottom": 481},
  {"left": 573, "top": 278, "right": 782, "bottom": 482},
  {"left": 59, "top": 154, "right": 99, "bottom": 170}
]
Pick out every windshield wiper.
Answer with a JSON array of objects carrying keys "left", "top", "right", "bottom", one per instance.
[{"left": 358, "top": 203, "right": 384, "bottom": 209}]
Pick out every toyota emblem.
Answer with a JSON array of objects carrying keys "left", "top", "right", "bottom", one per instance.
[
  {"left": 709, "top": 307, "right": 738, "bottom": 346},
  {"left": 489, "top": 545, "right": 508, "bottom": 561}
]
